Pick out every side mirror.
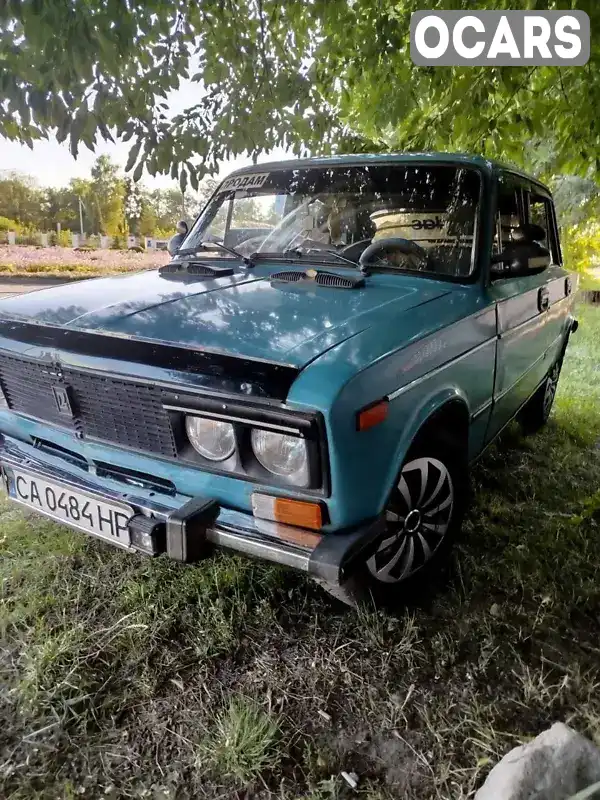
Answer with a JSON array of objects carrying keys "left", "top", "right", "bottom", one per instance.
[
  {"left": 490, "top": 242, "right": 551, "bottom": 279},
  {"left": 167, "top": 232, "right": 186, "bottom": 256},
  {"left": 167, "top": 221, "right": 189, "bottom": 256}
]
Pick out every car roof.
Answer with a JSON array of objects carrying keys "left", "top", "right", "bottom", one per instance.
[{"left": 227, "top": 152, "right": 551, "bottom": 194}]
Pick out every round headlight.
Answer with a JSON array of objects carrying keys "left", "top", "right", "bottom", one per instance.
[
  {"left": 185, "top": 416, "right": 235, "bottom": 461},
  {"left": 251, "top": 429, "right": 308, "bottom": 482}
]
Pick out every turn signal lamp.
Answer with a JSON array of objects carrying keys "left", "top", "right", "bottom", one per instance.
[
  {"left": 252, "top": 493, "right": 324, "bottom": 531},
  {"left": 356, "top": 399, "right": 389, "bottom": 431}
]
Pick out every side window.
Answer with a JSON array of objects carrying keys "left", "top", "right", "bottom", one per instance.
[
  {"left": 493, "top": 174, "right": 526, "bottom": 256},
  {"left": 527, "top": 193, "right": 561, "bottom": 264}
]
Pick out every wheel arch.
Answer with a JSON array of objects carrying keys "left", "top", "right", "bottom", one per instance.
[
  {"left": 381, "top": 387, "right": 471, "bottom": 512},
  {"left": 346, "top": 389, "right": 470, "bottom": 603},
  {"left": 410, "top": 395, "right": 470, "bottom": 458}
]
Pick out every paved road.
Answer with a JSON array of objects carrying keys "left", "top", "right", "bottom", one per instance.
[{"left": 0, "top": 277, "right": 76, "bottom": 297}]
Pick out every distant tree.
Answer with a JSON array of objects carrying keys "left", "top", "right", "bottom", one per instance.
[
  {"left": 138, "top": 191, "right": 159, "bottom": 237},
  {"left": 68, "top": 177, "right": 93, "bottom": 233},
  {"left": 0, "top": 215, "right": 22, "bottom": 233},
  {"left": 145, "top": 178, "right": 217, "bottom": 233},
  {"left": 124, "top": 177, "right": 143, "bottom": 235},
  {"left": 0, "top": 161, "right": 214, "bottom": 236},
  {"left": 90, "top": 155, "right": 125, "bottom": 235},
  {"left": 198, "top": 178, "right": 219, "bottom": 205},
  {"left": 150, "top": 188, "right": 185, "bottom": 232},
  {"left": 551, "top": 176, "right": 600, "bottom": 228},
  {"left": 41, "top": 185, "right": 79, "bottom": 231},
  {"left": 0, "top": 172, "right": 44, "bottom": 228}
]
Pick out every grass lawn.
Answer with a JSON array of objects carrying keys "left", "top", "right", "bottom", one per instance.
[{"left": 1, "top": 300, "right": 600, "bottom": 799}]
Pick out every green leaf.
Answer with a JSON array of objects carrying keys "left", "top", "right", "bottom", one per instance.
[
  {"left": 125, "top": 141, "right": 142, "bottom": 173},
  {"left": 132, "top": 159, "right": 144, "bottom": 183},
  {"left": 69, "top": 108, "right": 88, "bottom": 159}
]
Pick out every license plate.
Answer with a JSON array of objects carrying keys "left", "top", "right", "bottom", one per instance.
[{"left": 4, "top": 467, "right": 134, "bottom": 547}]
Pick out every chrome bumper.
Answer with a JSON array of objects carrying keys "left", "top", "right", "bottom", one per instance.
[{"left": 0, "top": 436, "right": 383, "bottom": 587}]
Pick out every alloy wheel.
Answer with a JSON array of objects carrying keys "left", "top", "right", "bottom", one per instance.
[
  {"left": 367, "top": 456, "right": 454, "bottom": 584},
  {"left": 543, "top": 363, "right": 560, "bottom": 420}
]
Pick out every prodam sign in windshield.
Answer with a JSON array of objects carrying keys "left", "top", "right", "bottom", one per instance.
[{"left": 218, "top": 173, "right": 270, "bottom": 193}]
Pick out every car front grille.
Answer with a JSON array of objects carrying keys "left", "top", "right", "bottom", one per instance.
[{"left": 0, "top": 353, "right": 178, "bottom": 457}]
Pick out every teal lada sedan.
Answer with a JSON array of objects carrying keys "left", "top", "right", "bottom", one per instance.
[{"left": 0, "top": 154, "right": 578, "bottom": 606}]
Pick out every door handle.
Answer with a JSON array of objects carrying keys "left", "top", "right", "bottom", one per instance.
[{"left": 538, "top": 286, "right": 550, "bottom": 312}]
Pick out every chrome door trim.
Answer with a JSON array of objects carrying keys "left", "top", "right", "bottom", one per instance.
[{"left": 387, "top": 337, "right": 496, "bottom": 402}]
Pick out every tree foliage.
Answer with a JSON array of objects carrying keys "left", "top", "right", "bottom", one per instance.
[
  {"left": 0, "top": 171, "right": 43, "bottom": 227},
  {"left": 0, "top": 158, "right": 213, "bottom": 234},
  {"left": 89, "top": 154, "right": 125, "bottom": 235},
  {"left": 1, "top": 1, "right": 599, "bottom": 185}
]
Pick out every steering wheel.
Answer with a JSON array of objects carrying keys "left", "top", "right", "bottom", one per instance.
[
  {"left": 358, "top": 237, "right": 429, "bottom": 269},
  {"left": 340, "top": 238, "right": 372, "bottom": 261}
]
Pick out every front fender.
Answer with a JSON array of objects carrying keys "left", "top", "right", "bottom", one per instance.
[
  {"left": 300, "top": 367, "right": 472, "bottom": 531},
  {"left": 286, "top": 289, "right": 495, "bottom": 531}
]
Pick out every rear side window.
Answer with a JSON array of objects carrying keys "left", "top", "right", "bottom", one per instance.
[
  {"left": 493, "top": 174, "right": 526, "bottom": 255},
  {"left": 527, "top": 193, "right": 561, "bottom": 264},
  {"left": 493, "top": 173, "right": 561, "bottom": 270}
]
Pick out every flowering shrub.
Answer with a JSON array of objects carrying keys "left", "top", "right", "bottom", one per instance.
[{"left": 0, "top": 245, "right": 170, "bottom": 274}]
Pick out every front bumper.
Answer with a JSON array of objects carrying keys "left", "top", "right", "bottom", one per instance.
[{"left": 0, "top": 436, "right": 383, "bottom": 588}]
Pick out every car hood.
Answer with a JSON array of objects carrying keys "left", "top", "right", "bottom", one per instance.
[{"left": 0, "top": 267, "right": 451, "bottom": 368}]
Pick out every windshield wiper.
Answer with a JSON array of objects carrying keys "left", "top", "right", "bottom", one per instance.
[
  {"left": 276, "top": 247, "right": 360, "bottom": 269},
  {"left": 176, "top": 241, "right": 254, "bottom": 267},
  {"left": 297, "top": 247, "right": 360, "bottom": 268}
]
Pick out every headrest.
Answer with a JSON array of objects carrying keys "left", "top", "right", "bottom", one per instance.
[{"left": 512, "top": 223, "right": 546, "bottom": 243}]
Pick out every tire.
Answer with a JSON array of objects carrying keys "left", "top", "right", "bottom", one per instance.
[
  {"left": 321, "top": 438, "right": 468, "bottom": 608},
  {"left": 519, "top": 358, "right": 562, "bottom": 435}
]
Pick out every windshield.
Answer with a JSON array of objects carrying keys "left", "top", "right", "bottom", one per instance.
[{"left": 182, "top": 164, "right": 481, "bottom": 278}]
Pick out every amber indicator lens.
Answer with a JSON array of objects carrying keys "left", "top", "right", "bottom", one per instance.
[
  {"left": 357, "top": 399, "right": 389, "bottom": 431},
  {"left": 252, "top": 493, "right": 323, "bottom": 531}
]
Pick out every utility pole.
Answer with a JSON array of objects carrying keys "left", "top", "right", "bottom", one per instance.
[{"left": 78, "top": 196, "right": 84, "bottom": 235}]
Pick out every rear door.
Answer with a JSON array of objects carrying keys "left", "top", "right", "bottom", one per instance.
[
  {"left": 526, "top": 188, "right": 572, "bottom": 362},
  {"left": 485, "top": 172, "right": 570, "bottom": 442}
]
